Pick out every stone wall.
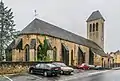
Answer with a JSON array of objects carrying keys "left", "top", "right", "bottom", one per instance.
[
  {"left": 87, "top": 19, "right": 104, "bottom": 49},
  {"left": 12, "top": 34, "right": 91, "bottom": 66},
  {"left": 0, "top": 61, "right": 118, "bottom": 74},
  {"left": 0, "top": 62, "right": 52, "bottom": 74}
]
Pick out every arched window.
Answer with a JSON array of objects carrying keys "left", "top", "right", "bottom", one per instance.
[
  {"left": 93, "top": 23, "right": 95, "bottom": 32},
  {"left": 37, "top": 45, "right": 42, "bottom": 61},
  {"left": 90, "top": 24, "right": 92, "bottom": 32},
  {"left": 71, "top": 50, "right": 74, "bottom": 66},
  {"left": 102, "top": 23, "right": 104, "bottom": 32},
  {"left": 102, "top": 58, "right": 104, "bottom": 67},
  {"left": 53, "top": 47, "right": 57, "bottom": 61},
  {"left": 24, "top": 44, "right": 30, "bottom": 61},
  {"left": 96, "top": 23, "right": 98, "bottom": 31}
]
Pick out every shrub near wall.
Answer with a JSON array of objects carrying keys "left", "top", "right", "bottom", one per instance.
[{"left": 0, "top": 61, "right": 52, "bottom": 74}]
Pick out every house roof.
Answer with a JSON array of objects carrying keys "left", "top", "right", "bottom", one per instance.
[
  {"left": 18, "top": 18, "right": 106, "bottom": 56},
  {"left": 86, "top": 10, "right": 105, "bottom": 22},
  {"left": 91, "top": 48, "right": 107, "bottom": 57}
]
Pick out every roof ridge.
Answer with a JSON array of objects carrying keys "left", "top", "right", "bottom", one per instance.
[
  {"left": 86, "top": 10, "right": 105, "bottom": 22},
  {"left": 18, "top": 18, "right": 105, "bottom": 56}
]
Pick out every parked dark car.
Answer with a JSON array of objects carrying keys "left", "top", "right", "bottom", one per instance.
[
  {"left": 29, "top": 63, "right": 61, "bottom": 76},
  {"left": 52, "top": 62, "right": 74, "bottom": 75}
]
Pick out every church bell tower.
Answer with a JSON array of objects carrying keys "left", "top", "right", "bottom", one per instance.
[{"left": 86, "top": 10, "right": 105, "bottom": 49}]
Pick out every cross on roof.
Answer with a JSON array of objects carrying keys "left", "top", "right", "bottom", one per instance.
[{"left": 34, "top": 10, "right": 38, "bottom": 18}]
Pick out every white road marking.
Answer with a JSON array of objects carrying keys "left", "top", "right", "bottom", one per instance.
[
  {"left": 3, "top": 75, "right": 13, "bottom": 81},
  {"left": 88, "top": 70, "right": 109, "bottom": 76},
  {"left": 58, "top": 70, "right": 110, "bottom": 81}
]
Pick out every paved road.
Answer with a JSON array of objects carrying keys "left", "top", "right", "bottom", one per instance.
[
  {"left": 0, "top": 75, "right": 12, "bottom": 81},
  {"left": 6, "top": 70, "right": 101, "bottom": 81},
  {"left": 69, "top": 70, "right": 120, "bottom": 81},
  {"left": 4, "top": 70, "right": 120, "bottom": 81}
]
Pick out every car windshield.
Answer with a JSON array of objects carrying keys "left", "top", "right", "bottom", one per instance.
[
  {"left": 81, "top": 63, "right": 88, "bottom": 66},
  {"left": 36, "top": 64, "right": 40, "bottom": 68},
  {"left": 46, "top": 64, "right": 56, "bottom": 67},
  {"left": 53, "top": 63, "right": 67, "bottom": 67}
]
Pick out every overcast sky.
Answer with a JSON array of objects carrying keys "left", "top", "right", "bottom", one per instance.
[{"left": 3, "top": 0, "right": 120, "bottom": 53}]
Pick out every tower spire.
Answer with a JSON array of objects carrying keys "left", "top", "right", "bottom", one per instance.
[{"left": 86, "top": 10, "right": 105, "bottom": 22}]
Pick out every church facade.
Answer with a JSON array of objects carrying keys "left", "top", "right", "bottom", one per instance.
[{"left": 6, "top": 11, "right": 112, "bottom": 67}]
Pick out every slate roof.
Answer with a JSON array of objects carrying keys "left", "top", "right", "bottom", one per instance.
[
  {"left": 86, "top": 10, "right": 105, "bottom": 22},
  {"left": 19, "top": 18, "right": 107, "bottom": 56}
]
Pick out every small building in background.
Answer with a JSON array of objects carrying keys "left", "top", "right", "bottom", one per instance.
[{"left": 110, "top": 50, "right": 120, "bottom": 67}]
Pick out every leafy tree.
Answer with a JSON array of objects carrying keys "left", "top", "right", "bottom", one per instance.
[
  {"left": 0, "top": 1, "right": 19, "bottom": 61},
  {"left": 37, "top": 37, "right": 51, "bottom": 61}
]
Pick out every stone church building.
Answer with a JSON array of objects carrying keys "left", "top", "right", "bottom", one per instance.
[{"left": 6, "top": 10, "right": 111, "bottom": 67}]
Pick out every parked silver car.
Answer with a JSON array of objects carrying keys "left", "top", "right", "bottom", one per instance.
[
  {"left": 52, "top": 62, "right": 74, "bottom": 75},
  {"left": 88, "top": 65, "right": 95, "bottom": 69}
]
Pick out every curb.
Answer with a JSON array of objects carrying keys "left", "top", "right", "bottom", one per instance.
[
  {"left": 112, "top": 67, "right": 120, "bottom": 70},
  {"left": 0, "top": 72, "right": 27, "bottom": 76}
]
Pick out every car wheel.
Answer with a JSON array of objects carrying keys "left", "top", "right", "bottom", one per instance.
[
  {"left": 29, "top": 69, "right": 34, "bottom": 74},
  {"left": 44, "top": 71, "right": 48, "bottom": 77},
  {"left": 60, "top": 70, "right": 64, "bottom": 74},
  {"left": 54, "top": 73, "right": 59, "bottom": 76},
  {"left": 68, "top": 72, "right": 71, "bottom": 75}
]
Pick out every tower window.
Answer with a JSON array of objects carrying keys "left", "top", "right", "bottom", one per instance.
[
  {"left": 102, "top": 23, "right": 104, "bottom": 32},
  {"left": 96, "top": 23, "right": 98, "bottom": 31},
  {"left": 93, "top": 23, "right": 95, "bottom": 32},
  {"left": 90, "top": 24, "right": 92, "bottom": 32}
]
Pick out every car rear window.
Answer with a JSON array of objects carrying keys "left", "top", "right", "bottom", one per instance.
[
  {"left": 46, "top": 64, "right": 56, "bottom": 67},
  {"left": 53, "top": 63, "right": 66, "bottom": 67}
]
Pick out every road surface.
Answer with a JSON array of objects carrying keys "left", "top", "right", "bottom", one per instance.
[
  {"left": 68, "top": 70, "right": 120, "bottom": 81},
  {"left": 0, "top": 75, "right": 12, "bottom": 81},
  {"left": 3, "top": 70, "right": 120, "bottom": 81}
]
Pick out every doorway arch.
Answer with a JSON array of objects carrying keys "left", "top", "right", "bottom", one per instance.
[
  {"left": 24, "top": 44, "right": 30, "bottom": 61},
  {"left": 89, "top": 49, "right": 94, "bottom": 65},
  {"left": 37, "top": 45, "right": 42, "bottom": 61},
  {"left": 78, "top": 47, "right": 85, "bottom": 65},
  {"left": 71, "top": 50, "right": 74, "bottom": 66},
  {"left": 53, "top": 47, "right": 57, "bottom": 61},
  {"left": 61, "top": 43, "right": 69, "bottom": 66}
]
